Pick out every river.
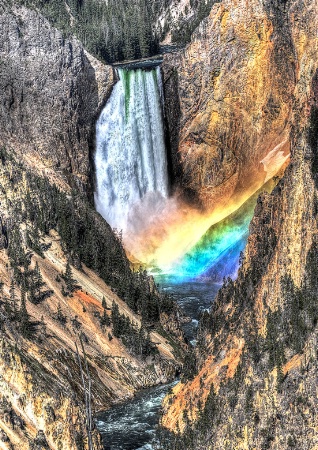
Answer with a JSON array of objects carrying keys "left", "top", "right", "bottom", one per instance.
[{"left": 96, "top": 277, "right": 220, "bottom": 450}]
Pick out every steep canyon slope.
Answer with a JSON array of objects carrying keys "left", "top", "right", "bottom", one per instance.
[
  {"left": 0, "top": 5, "right": 183, "bottom": 450},
  {"left": 126, "top": 0, "right": 293, "bottom": 269},
  {"left": 1, "top": 0, "right": 318, "bottom": 448},
  {"left": 161, "top": 0, "right": 318, "bottom": 448}
]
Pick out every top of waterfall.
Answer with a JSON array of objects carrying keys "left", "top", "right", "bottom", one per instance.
[
  {"left": 112, "top": 55, "right": 163, "bottom": 70},
  {"left": 111, "top": 44, "right": 183, "bottom": 70}
]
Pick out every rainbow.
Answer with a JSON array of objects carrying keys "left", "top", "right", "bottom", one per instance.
[
  {"left": 124, "top": 170, "right": 284, "bottom": 284},
  {"left": 153, "top": 188, "right": 263, "bottom": 283}
]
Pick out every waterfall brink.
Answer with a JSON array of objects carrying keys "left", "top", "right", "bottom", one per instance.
[{"left": 94, "top": 67, "right": 168, "bottom": 234}]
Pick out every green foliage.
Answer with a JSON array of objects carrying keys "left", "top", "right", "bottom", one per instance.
[
  {"left": 28, "top": 262, "right": 47, "bottom": 304},
  {"left": 111, "top": 301, "right": 156, "bottom": 357},
  {"left": 159, "top": 292, "right": 175, "bottom": 315},
  {"left": 199, "top": 383, "right": 218, "bottom": 432},
  {"left": 26, "top": 226, "right": 44, "bottom": 258},
  {"left": 19, "top": 289, "right": 32, "bottom": 338},
  {"left": 265, "top": 308, "right": 286, "bottom": 370},
  {"left": 181, "top": 347, "right": 196, "bottom": 381},
  {"left": 1, "top": 154, "right": 178, "bottom": 356},
  {"left": 15, "top": 0, "right": 160, "bottom": 63},
  {"left": 280, "top": 267, "right": 318, "bottom": 355},
  {"left": 1, "top": 279, "right": 33, "bottom": 338},
  {"left": 6, "top": 225, "right": 52, "bottom": 305},
  {"left": 9, "top": 279, "right": 18, "bottom": 319},
  {"left": 100, "top": 309, "right": 110, "bottom": 328},
  {"left": 7, "top": 227, "right": 30, "bottom": 271},
  {"left": 226, "top": 359, "right": 245, "bottom": 411},
  {"left": 62, "top": 259, "right": 77, "bottom": 294},
  {"left": 15, "top": 171, "right": 163, "bottom": 322},
  {"left": 55, "top": 304, "right": 67, "bottom": 324},
  {"left": 13, "top": 0, "right": 220, "bottom": 63}
]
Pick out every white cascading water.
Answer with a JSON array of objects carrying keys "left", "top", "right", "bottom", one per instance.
[{"left": 94, "top": 67, "right": 169, "bottom": 234}]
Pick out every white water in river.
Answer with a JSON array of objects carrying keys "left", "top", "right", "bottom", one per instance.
[
  {"left": 94, "top": 67, "right": 168, "bottom": 233},
  {"left": 96, "top": 279, "right": 220, "bottom": 449}
]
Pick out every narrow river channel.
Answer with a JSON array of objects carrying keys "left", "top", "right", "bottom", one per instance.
[{"left": 96, "top": 278, "right": 221, "bottom": 450}]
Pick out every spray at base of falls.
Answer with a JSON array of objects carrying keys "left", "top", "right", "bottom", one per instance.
[{"left": 94, "top": 67, "right": 168, "bottom": 234}]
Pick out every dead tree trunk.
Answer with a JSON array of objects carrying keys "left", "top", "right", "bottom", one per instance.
[{"left": 75, "top": 338, "right": 93, "bottom": 450}]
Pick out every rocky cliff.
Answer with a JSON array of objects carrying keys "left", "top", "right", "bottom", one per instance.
[
  {"left": 0, "top": 146, "right": 183, "bottom": 450},
  {"left": 0, "top": 3, "right": 114, "bottom": 194},
  {"left": 163, "top": 0, "right": 293, "bottom": 208},
  {"left": 2, "top": 0, "right": 318, "bottom": 448},
  {"left": 160, "top": 0, "right": 318, "bottom": 448}
]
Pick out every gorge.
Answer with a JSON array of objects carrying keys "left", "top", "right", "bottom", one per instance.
[
  {"left": 95, "top": 63, "right": 289, "bottom": 281},
  {"left": 93, "top": 58, "right": 289, "bottom": 448},
  {"left": 0, "top": 0, "right": 318, "bottom": 449}
]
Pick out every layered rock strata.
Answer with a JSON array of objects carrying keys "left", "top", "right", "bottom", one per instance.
[{"left": 163, "top": 0, "right": 294, "bottom": 208}]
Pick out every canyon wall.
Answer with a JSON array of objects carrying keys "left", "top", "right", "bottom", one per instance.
[
  {"left": 161, "top": 0, "right": 318, "bottom": 448},
  {"left": 0, "top": 4, "right": 185, "bottom": 449},
  {"left": 0, "top": 4, "right": 114, "bottom": 193},
  {"left": 163, "top": 0, "right": 293, "bottom": 208},
  {"left": 0, "top": 147, "right": 182, "bottom": 450}
]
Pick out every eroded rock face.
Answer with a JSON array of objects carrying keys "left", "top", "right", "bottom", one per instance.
[
  {"left": 163, "top": 0, "right": 294, "bottom": 209},
  {"left": 161, "top": 0, "right": 318, "bottom": 448},
  {"left": 0, "top": 154, "right": 182, "bottom": 449},
  {"left": 0, "top": 5, "right": 114, "bottom": 192}
]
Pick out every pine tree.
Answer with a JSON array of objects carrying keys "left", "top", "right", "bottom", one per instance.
[
  {"left": 100, "top": 309, "right": 110, "bottom": 327},
  {"left": 0, "top": 280, "right": 3, "bottom": 298},
  {"left": 26, "top": 226, "right": 44, "bottom": 257},
  {"left": 19, "top": 289, "right": 31, "bottom": 338},
  {"left": 64, "top": 259, "right": 76, "bottom": 292},
  {"left": 29, "top": 262, "right": 45, "bottom": 304},
  {"left": 9, "top": 279, "right": 18, "bottom": 320},
  {"left": 111, "top": 301, "right": 121, "bottom": 337},
  {"left": 138, "top": 326, "right": 152, "bottom": 356},
  {"left": 56, "top": 304, "right": 66, "bottom": 324}
]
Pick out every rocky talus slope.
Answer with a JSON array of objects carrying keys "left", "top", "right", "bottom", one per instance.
[
  {"left": 0, "top": 146, "right": 182, "bottom": 450},
  {"left": 160, "top": 0, "right": 318, "bottom": 449}
]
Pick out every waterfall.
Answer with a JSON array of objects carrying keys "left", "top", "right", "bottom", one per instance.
[{"left": 94, "top": 66, "right": 169, "bottom": 234}]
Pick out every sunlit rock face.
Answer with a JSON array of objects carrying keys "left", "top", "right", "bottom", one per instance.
[
  {"left": 93, "top": 0, "right": 292, "bottom": 275},
  {"left": 95, "top": 2, "right": 295, "bottom": 275},
  {"left": 161, "top": 0, "right": 318, "bottom": 447},
  {"left": 162, "top": 0, "right": 293, "bottom": 210},
  {"left": 97, "top": 2, "right": 296, "bottom": 272}
]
